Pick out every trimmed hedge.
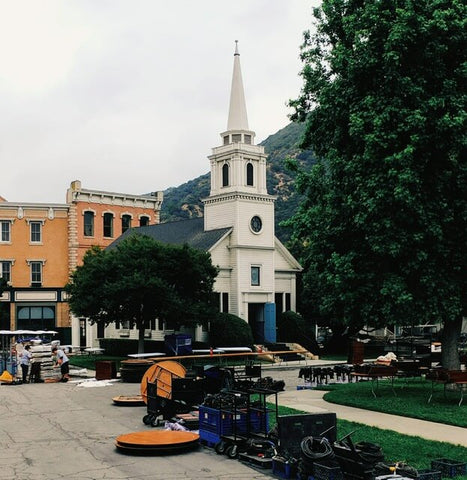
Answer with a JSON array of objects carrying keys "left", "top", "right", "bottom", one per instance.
[
  {"left": 98, "top": 338, "right": 210, "bottom": 356},
  {"left": 98, "top": 338, "right": 165, "bottom": 356},
  {"left": 209, "top": 313, "right": 254, "bottom": 347}
]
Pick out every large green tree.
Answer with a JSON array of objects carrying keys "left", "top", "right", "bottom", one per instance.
[
  {"left": 65, "top": 235, "right": 218, "bottom": 353},
  {"left": 289, "top": 0, "right": 465, "bottom": 367}
]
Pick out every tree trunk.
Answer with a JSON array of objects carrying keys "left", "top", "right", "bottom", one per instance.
[
  {"left": 137, "top": 324, "right": 145, "bottom": 354},
  {"left": 441, "top": 316, "right": 462, "bottom": 370}
]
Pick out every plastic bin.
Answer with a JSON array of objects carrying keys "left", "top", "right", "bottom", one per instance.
[
  {"left": 431, "top": 459, "right": 467, "bottom": 478},
  {"left": 199, "top": 405, "right": 269, "bottom": 436},
  {"left": 417, "top": 469, "right": 442, "bottom": 480},
  {"left": 164, "top": 334, "right": 192, "bottom": 356},
  {"left": 313, "top": 463, "right": 344, "bottom": 480},
  {"left": 272, "top": 458, "right": 296, "bottom": 479}
]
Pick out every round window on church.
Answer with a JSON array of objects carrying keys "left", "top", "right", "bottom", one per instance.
[{"left": 250, "top": 216, "right": 262, "bottom": 233}]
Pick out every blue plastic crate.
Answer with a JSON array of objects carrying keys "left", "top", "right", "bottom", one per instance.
[
  {"left": 431, "top": 459, "right": 467, "bottom": 478},
  {"left": 199, "top": 405, "right": 269, "bottom": 436},
  {"left": 249, "top": 409, "right": 270, "bottom": 433},
  {"left": 272, "top": 458, "right": 296, "bottom": 479},
  {"left": 199, "top": 428, "right": 221, "bottom": 447}
]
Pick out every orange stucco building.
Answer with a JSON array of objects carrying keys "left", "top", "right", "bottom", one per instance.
[{"left": 0, "top": 181, "right": 163, "bottom": 345}]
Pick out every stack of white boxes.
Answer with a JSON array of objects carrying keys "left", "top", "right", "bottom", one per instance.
[{"left": 29, "top": 343, "right": 57, "bottom": 382}]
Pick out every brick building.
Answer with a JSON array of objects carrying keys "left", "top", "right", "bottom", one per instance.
[{"left": 0, "top": 182, "right": 163, "bottom": 346}]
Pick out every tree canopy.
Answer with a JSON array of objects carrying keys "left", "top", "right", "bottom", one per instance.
[
  {"left": 288, "top": 0, "right": 466, "bottom": 367},
  {"left": 65, "top": 235, "right": 219, "bottom": 352}
]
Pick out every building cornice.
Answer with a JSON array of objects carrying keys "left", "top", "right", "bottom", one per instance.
[{"left": 202, "top": 192, "right": 276, "bottom": 205}]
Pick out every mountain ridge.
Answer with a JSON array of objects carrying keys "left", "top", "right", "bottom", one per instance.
[{"left": 161, "top": 122, "right": 315, "bottom": 242}]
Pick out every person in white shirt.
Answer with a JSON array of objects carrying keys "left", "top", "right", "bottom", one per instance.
[
  {"left": 52, "top": 347, "right": 70, "bottom": 382},
  {"left": 19, "top": 345, "right": 32, "bottom": 383}
]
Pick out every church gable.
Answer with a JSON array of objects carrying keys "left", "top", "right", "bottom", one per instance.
[{"left": 274, "top": 237, "right": 302, "bottom": 272}]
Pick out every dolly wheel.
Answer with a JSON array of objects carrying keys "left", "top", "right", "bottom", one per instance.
[
  {"left": 215, "top": 440, "right": 226, "bottom": 454},
  {"left": 151, "top": 417, "right": 160, "bottom": 427},
  {"left": 226, "top": 444, "right": 238, "bottom": 459},
  {"left": 142, "top": 414, "right": 152, "bottom": 425}
]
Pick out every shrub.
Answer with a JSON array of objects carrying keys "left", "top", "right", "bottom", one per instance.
[
  {"left": 277, "top": 311, "right": 320, "bottom": 354},
  {"left": 98, "top": 338, "right": 164, "bottom": 356},
  {"left": 209, "top": 313, "right": 254, "bottom": 347}
]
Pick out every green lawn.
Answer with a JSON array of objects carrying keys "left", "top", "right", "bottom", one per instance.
[
  {"left": 274, "top": 405, "right": 467, "bottom": 476},
  {"left": 321, "top": 378, "right": 467, "bottom": 427},
  {"left": 69, "top": 355, "right": 125, "bottom": 371}
]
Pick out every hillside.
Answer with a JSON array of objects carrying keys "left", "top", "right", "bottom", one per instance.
[{"left": 161, "top": 122, "right": 315, "bottom": 242}]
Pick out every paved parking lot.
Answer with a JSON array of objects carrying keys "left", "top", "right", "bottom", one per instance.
[{"left": 0, "top": 379, "right": 279, "bottom": 480}]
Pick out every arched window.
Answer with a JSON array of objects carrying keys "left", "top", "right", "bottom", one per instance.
[
  {"left": 246, "top": 162, "right": 254, "bottom": 186},
  {"left": 139, "top": 216, "right": 150, "bottom": 227},
  {"left": 103, "top": 213, "right": 114, "bottom": 238},
  {"left": 222, "top": 164, "right": 229, "bottom": 187},
  {"left": 83, "top": 211, "right": 94, "bottom": 237},
  {"left": 121, "top": 214, "right": 131, "bottom": 233}
]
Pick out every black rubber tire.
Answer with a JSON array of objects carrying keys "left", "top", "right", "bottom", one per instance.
[
  {"left": 226, "top": 444, "right": 238, "bottom": 459},
  {"left": 215, "top": 440, "right": 226, "bottom": 455},
  {"left": 142, "top": 414, "right": 152, "bottom": 425}
]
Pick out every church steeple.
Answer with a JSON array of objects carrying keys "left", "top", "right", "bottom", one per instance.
[
  {"left": 227, "top": 40, "right": 249, "bottom": 131},
  {"left": 204, "top": 42, "right": 271, "bottom": 230}
]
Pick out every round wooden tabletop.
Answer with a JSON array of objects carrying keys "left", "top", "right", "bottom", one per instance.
[{"left": 140, "top": 360, "right": 186, "bottom": 403}]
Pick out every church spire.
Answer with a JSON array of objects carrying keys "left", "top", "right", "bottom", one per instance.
[{"left": 227, "top": 40, "right": 249, "bottom": 131}]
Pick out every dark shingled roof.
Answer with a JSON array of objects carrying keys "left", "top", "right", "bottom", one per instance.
[{"left": 109, "top": 217, "right": 231, "bottom": 251}]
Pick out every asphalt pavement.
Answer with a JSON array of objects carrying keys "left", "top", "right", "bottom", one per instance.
[
  {"left": 1, "top": 360, "right": 465, "bottom": 480},
  {"left": 0, "top": 379, "right": 277, "bottom": 480}
]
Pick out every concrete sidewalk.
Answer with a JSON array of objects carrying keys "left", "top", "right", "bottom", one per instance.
[{"left": 276, "top": 388, "right": 467, "bottom": 447}]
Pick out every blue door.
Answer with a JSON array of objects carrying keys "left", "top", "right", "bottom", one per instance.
[{"left": 264, "top": 303, "right": 276, "bottom": 343}]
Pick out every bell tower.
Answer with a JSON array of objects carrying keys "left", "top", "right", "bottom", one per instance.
[{"left": 203, "top": 41, "right": 275, "bottom": 246}]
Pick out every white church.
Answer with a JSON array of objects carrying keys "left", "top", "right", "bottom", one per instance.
[{"left": 104, "top": 43, "right": 302, "bottom": 345}]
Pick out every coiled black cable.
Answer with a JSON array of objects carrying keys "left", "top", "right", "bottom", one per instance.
[{"left": 298, "top": 436, "right": 336, "bottom": 475}]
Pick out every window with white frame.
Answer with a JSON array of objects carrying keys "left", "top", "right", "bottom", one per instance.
[
  {"left": 251, "top": 266, "right": 260, "bottom": 286},
  {"left": 30, "top": 221, "right": 42, "bottom": 243},
  {"left": 222, "top": 163, "right": 229, "bottom": 187},
  {"left": 103, "top": 212, "right": 114, "bottom": 238},
  {"left": 1, "top": 221, "right": 11, "bottom": 242},
  {"left": 30, "top": 261, "right": 42, "bottom": 287},
  {"left": 246, "top": 162, "right": 254, "bottom": 186},
  {"left": 0, "top": 261, "right": 11, "bottom": 282}
]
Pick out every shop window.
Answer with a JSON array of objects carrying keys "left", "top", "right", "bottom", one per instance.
[
  {"left": 246, "top": 162, "right": 254, "bottom": 186},
  {"left": 222, "top": 164, "right": 229, "bottom": 187},
  {"left": 16, "top": 305, "right": 55, "bottom": 330},
  {"left": 0, "top": 221, "right": 11, "bottom": 242},
  {"left": 122, "top": 214, "right": 131, "bottom": 233},
  {"left": 103, "top": 213, "right": 114, "bottom": 238},
  {"left": 84, "top": 211, "right": 94, "bottom": 237}
]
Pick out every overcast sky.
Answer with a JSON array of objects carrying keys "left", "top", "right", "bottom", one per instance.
[{"left": 0, "top": 0, "right": 317, "bottom": 204}]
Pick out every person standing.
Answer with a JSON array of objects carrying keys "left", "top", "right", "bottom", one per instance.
[
  {"left": 52, "top": 346, "right": 70, "bottom": 382},
  {"left": 19, "top": 345, "right": 32, "bottom": 383}
]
